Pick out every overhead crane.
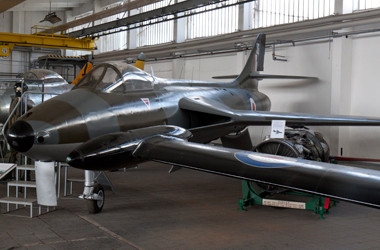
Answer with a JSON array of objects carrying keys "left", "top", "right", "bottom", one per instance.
[{"left": 0, "top": 26, "right": 96, "bottom": 57}]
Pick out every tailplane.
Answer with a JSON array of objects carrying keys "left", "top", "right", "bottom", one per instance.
[{"left": 227, "top": 33, "right": 317, "bottom": 87}]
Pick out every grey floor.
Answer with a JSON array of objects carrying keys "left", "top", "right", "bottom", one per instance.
[{"left": 0, "top": 161, "right": 379, "bottom": 250}]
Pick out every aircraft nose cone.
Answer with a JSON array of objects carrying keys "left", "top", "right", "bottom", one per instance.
[
  {"left": 66, "top": 150, "right": 84, "bottom": 168},
  {"left": 7, "top": 120, "right": 34, "bottom": 152}
]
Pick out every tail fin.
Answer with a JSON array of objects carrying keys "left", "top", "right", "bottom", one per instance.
[{"left": 232, "top": 33, "right": 266, "bottom": 88}]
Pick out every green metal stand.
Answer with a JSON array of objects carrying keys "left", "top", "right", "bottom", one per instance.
[{"left": 238, "top": 181, "right": 336, "bottom": 219}]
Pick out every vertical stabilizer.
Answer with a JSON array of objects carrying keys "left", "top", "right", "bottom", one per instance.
[{"left": 232, "top": 33, "right": 266, "bottom": 88}]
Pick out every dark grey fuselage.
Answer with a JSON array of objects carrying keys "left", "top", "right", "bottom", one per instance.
[{"left": 13, "top": 64, "right": 270, "bottom": 162}]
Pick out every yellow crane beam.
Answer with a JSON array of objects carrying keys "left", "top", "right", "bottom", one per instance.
[{"left": 0, "top": 29, "right": 96, "bottom": 56}]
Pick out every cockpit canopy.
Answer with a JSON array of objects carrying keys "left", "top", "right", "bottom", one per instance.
[
  {"left": 74, "top": 61, "right": 154, "bottom": 93},
  {"left": 19, "top": 69, "right": 68, "bottom": 85}
]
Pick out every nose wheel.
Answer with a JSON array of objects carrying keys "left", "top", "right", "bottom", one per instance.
[{"left": 86, "top": 183, "right": 105, "bottom": 214}]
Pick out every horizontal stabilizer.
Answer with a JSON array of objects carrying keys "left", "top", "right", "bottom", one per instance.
[
  {"left": 213, "top": 73, "right": 317, "bottom": 80},
  {"left": 212, "top": 75, "right": 240, "bottom": 79},
  {"left": 251, "top": 73, "right": 317, "bottom": 80}
]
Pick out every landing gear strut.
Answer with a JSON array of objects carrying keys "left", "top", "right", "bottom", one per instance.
[
  {"left": 80, "top": 170, "right": 105, "bottom": 214},
  {"left": 86, "top": 184, "right": 105, "bottom": 214}
]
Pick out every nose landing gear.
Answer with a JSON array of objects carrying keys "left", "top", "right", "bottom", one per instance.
[
  {"left": 85, "top": 183, "right": 105, "bottom": 214},
  {"left": 79, "top": 170, "right": 115, "bottom": 214}
]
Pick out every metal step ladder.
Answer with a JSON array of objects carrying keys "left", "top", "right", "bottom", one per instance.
[
  {"left": 0, "top": 85, "right": 59, "bottom": 217},
  {"left": 0, "top": 164, "right": 55, "bottom": 218}
]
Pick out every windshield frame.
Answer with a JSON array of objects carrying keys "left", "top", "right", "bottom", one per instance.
[
  {"left": 73, "top": 62, "right": 155, "bottom": 93},
  {"left": 73, "top": 63, "right": 123, "bottom": 91}
]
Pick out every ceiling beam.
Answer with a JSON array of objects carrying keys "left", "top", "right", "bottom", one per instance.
[
  {"left": 52, "top": 0, "right": 162, "bottom": 33},
  {"left": 0, "top": 0, "right": 26, "bottom": 14},
  {"left": 68, "top": 0, "right": 243, "bottom": 38}
]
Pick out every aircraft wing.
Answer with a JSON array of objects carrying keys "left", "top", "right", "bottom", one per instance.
[
  {"left": 179, "top": 96, "right": 380, "bottom": 142},
  {"left": 66, "top": 125, "right": 380, "bottom": 208},
  {"left": 134, "top": 136, "right": 380, "bottom": 208}
]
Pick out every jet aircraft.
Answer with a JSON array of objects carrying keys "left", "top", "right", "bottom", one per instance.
[
  {"left": 6, "top": 33, "right": 380, "bottom": 214},
  {"left": 0, "top": 69, "right": 72, "bottom": 125}
]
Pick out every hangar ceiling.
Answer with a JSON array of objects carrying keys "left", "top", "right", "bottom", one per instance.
[
  {"left": 6, "top": 0, "right": 93, "bottom": 12},
  {"left": 6, "top": 0, "right": 161, "bottom": 13},
  {"left": 0, "top": 0, "right": 26, "bottom": 13},
  {"left": 4, "top": 0, "right": 380, "bottom": 63}
]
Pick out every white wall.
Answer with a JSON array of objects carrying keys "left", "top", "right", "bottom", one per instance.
[
  {"left": 0, "top": 12, "right": 12, "bottom": 32},
  {"left": 348, "top": 33, "right": 380, "bottom": 158}
]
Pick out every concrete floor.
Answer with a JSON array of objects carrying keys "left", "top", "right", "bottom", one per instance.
[{"left": 0, "top": 161, "right": 379, "bottom": 250}]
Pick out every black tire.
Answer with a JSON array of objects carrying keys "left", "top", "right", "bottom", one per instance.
[{"left": 86, "top": 184, "right": 105, "bottom": 214}]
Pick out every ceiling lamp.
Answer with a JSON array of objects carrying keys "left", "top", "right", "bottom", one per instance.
[
  {"left": 40, "top": 12, "right": 61, "bottom": 24},
  {"left": 40, "top": 1, "right": 61, "bottom": 24}
]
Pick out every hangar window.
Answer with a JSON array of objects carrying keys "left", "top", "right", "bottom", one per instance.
[
  {"left": 67, "top": 11, "right": 94, "bottom": 56},
  {"left": 351, "top": 0, "right": 380, "bottom": 11},
  {"left": 253, "top": 0, "right": 335, "bottom": 28},
  {"left": 97, "top": 7, "right": 128, "bottom": 52},
  {"left": 67, "top": 3, "right": 128, "bottom": 54},
  {"left": 187, "top": 0, "right": 238, "bottom": 39},
  {"left": 136, "top": 0, "right": 174, "bottom": 47}
]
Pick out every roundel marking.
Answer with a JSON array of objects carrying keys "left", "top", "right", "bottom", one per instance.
[
  {"left": 250, "top": 98, "right": 256, "bottom": 111},
  {"left": 234, "top": 151, "right": 297, "bottom": 168}
]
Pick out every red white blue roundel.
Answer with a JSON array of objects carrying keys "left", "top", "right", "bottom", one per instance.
[
  {"left": 234, "top": 152, "right": 297, "bottom": 168},
  {"left": 141, "top": 98, "right": 151, "bottom": 109},
  {"left": 250, "top": 98, "right": 256, "bottom": 111}
]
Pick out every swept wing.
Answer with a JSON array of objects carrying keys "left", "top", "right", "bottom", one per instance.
[
  {"left": 134, "top": 135, "right": 380, "bottom": 208},
  {"left": 66, "top": 125, "right": 380, "bottom": 208},
  {"left": 179, "top": 96, "right": 380, "bottom": 142}
]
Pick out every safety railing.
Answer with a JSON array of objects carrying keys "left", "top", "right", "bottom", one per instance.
[{"left": 1, "top": 90, "right": 59, "bottom": 164}]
